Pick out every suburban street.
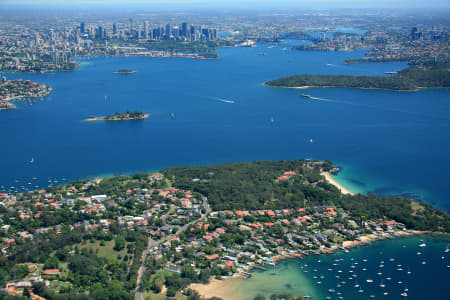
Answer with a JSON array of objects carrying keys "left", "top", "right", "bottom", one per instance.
[{"left": 135, "top": 196, "right": 210, "bottom": 300}]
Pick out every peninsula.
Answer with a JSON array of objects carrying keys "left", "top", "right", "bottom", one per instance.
[
  {"left": 85, "top": 111, "right": 149, "bottom": 121},
  {"left": 265, "top": 62, "right": 450, "bottom": 91},
  {"left": 112, "top": 69, "right": 136, "bottom": 74},
  {"left": 0, "top": 78, "right": 52, "bottom": 110},
  {"left": 0, "top": 159, "right": 448, "bottom": 300}
]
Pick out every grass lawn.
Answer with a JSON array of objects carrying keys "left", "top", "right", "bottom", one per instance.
[{"left": 76, "top": 240, "right": 129, "bottom": 260}]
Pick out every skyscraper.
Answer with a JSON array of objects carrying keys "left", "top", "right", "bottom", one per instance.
[
  {"left": 113, "top": 23, "right": 118, "bottom": 35},
  {"left": 165, "top": 23, "right": 171, "bottom": 38},
  {"left": 181, "top": 22, "right": 188, "bottom": 37},
  {"left": 144, "top": 21, "right": 150, "bottom": 39},
  {"left": 129, "top": 18, "right": 133, "bottom": 33},
  {"left": 80, "top": 22, "right": 85, "bottom": 33}
]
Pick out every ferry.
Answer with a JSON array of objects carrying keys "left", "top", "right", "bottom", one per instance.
[{"left": 301, "top": 94, "right": 312, "bottom": 99}]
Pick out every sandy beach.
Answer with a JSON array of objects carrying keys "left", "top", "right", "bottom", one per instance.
[
  {"left": 190, "top": 278, "right": 242, "bottom": 300},
  {"left": 321, "top": 171, "right": 355, "bottom": 195}
]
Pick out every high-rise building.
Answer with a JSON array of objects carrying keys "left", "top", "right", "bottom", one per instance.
[
  {"left": 129, "top": 18, "right": 133, "bottom": 33},
  {"left": 144, "top": 21, "right": 150, "bottom": 39},
  {"left": 80, "top": 22, "right": 86, "bottom": 33},
  {"left": 113, "top": 23, "right": 118, "bottom": 35},
  {"left": 181, "top": 22, "right": 188, "bottom": 37},
  {"left": 165, "top": 23, "right": 171, "bottom": 38}
]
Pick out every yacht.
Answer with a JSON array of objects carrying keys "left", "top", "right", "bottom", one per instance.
[{"left": 301, "top": 94, "right": 312, "bottom": 99}]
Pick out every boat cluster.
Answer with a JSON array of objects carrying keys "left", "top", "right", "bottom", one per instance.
[
  {"left": 298, "top": 241, "right": 449, "bottom": 299},
  {"left": 1, "top": 176, "right": 67, "bottom": 194}
]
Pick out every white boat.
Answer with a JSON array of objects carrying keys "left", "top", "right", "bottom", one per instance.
[
  {"left": 30, "top": 157, "right": 34, "bottom": 164},
  {"left": 366, "top": 279, "right": 373, "bottom": 283},
  {"left": 419, "top": 243, "right": 426, "bottom": 248}
]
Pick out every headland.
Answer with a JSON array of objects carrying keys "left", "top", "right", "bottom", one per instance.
[{"left": 0, "top": 78, "right": 51, "bottom": 110}]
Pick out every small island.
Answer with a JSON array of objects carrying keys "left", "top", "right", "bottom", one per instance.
[
  {"left": 0, "top": 77, "right": 52, "bottom": 110},
  {"left": 112, "top": 69, "right": 136, "bottom": 74},
  {"left": 265, "top": 62, "right": 450, "bottom": 91},
  {"left": 85, "top": 111, "right": 149, "bottom": 122}
]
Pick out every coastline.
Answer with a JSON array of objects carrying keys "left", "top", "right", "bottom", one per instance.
[
  {"left": 189, "top": 230, "right": 447, "bottom": 299},
  {"left": 84, "top": 113, "right": 150, "bottom": 122},
  {"left": 263, "top": 83, "right": 419, "bottom": 92},
  {"left": 0, "top": 88, "right": 52, "bottom": 110},
  {"left": 321, "top": 171, "right": 355, "bottom": 195}
]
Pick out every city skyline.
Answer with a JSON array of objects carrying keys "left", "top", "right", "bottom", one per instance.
[{"left": 1, "top": 0, "right": 450, "bottom": 9}]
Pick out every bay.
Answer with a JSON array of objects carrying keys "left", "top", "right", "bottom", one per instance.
[{"left": 1, "top": 41, "right": 449, "bottom": 215}]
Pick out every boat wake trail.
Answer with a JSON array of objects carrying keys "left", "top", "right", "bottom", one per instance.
[
  {"left": 309, "top": 97, "right": 338, "bottom": 103},
  {"left": 210, "top": 97, "right": 235, "bottom": 104}
]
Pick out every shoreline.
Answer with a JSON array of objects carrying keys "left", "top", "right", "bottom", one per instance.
[
  {"left": 321, "top": 171, "right": 355, "bottom": 195},
  {"left": 189, "top": 230, "right": 448, "bottom": 299},
  {"left": 0, "top": 89, "right": 52, "bottom": 110},
  {"left": 263, "top": 83, "right": 420, "bottom": 92},
  {"left": 84, "top": 113, "right": 150, "bottom": 122}
]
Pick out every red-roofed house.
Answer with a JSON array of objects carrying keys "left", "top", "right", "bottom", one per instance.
[
  {"left": 267, "top": 210, "right": 275, "bottom": 217},
  {"left": 283, "top": 171, "right": 296, "bottom": 176},
  {"left": 205, "top": 254, "right": 219, "bottom": 260},
  {"left": 224, "top": 261, "right": 234, "bottom": 267},
  {"left": 42, "top": 269, "right": 59, "bottom": 276},
  {"left": 215, "top": 228, "right": 225, "bottom": 234}
]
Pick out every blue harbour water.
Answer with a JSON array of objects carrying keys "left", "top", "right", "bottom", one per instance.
[
  {"left": 235, "top": 235, "right": 450, "bottom": 300},
  {"left": 1, "top": 41, "right": 450, "bottom": 298}
]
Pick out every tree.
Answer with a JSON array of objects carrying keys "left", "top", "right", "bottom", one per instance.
[
  {"left": 114, "top": 237, "right": 126, "bottom": 251},
  {"left": 151, "top": 277, "right": 164, "bottom": 293},
  {"left": 44, "top": 256, "right": 60, "bottom": 269}
]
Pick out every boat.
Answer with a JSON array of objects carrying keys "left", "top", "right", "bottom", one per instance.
[
  {"left": 270, "top": 117, "right": 275, "bottom": 124},
  {"left": 445, "top": 246, "right": 449, "bottom": 253},
  {"left": 30, "top": 157, "right": 34, "bottom": 164},
  {"left": 419, "top": 243, "right": 426, "bottom": 248},
  {"left": 301, "top": 94, "right": 312, "bottom": 99},
  {"left": 171, "top": 112, "right": 175, "bottom": 119},
  {"left": 366, "top": 279, "right": 373, "bottom": 283},
  {"left": 400, "top": 292, "right": 408, "bottom": 297},
  {"left": 328, "top": 288, "right": 336, "bottom": 293}
]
